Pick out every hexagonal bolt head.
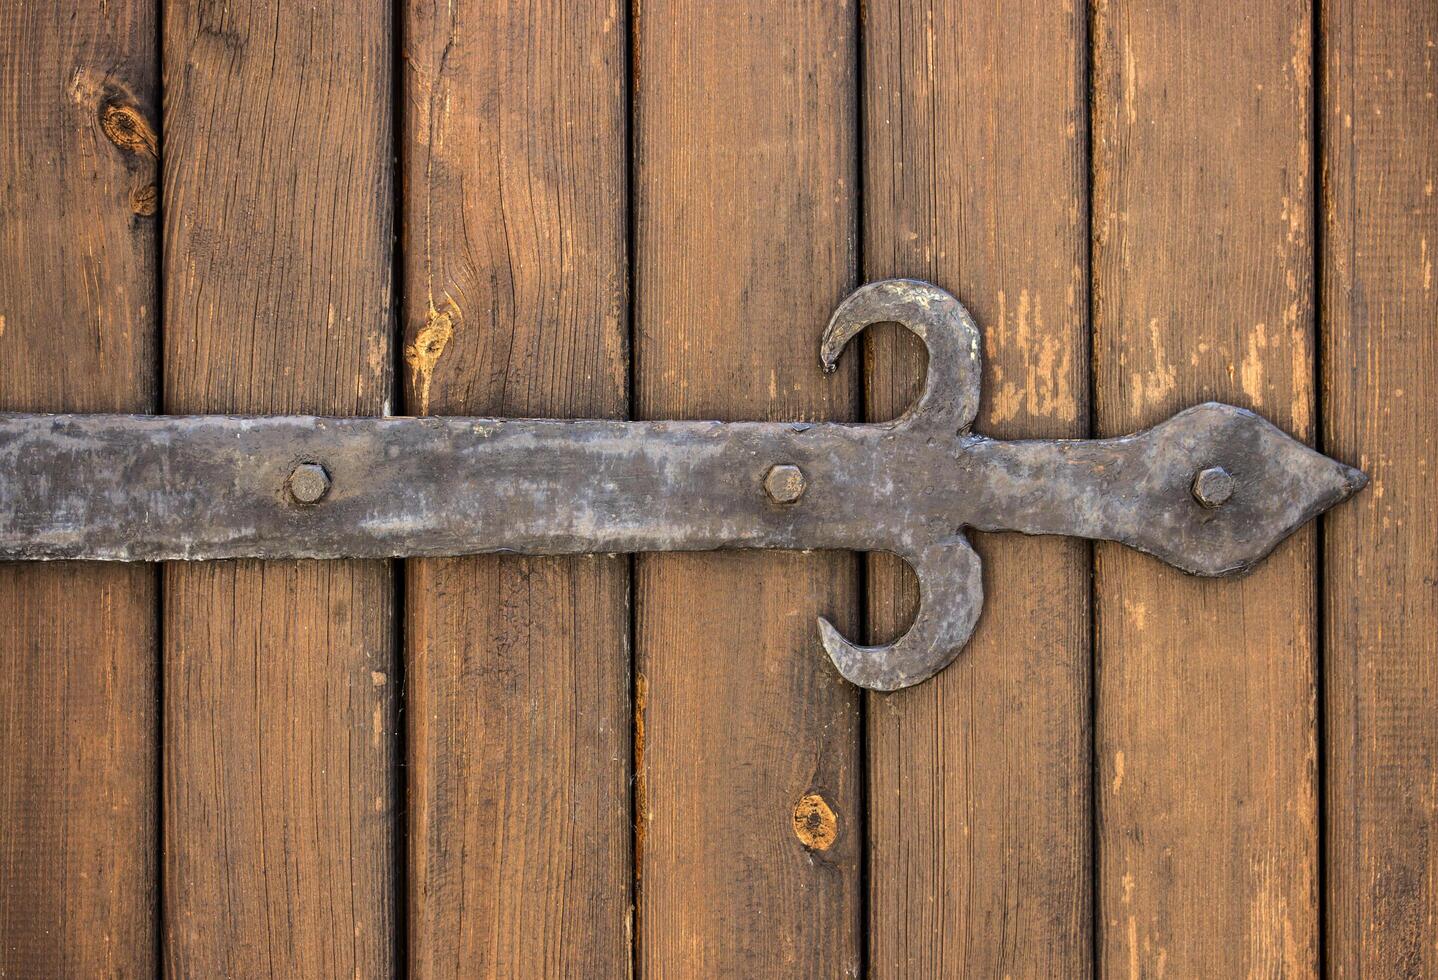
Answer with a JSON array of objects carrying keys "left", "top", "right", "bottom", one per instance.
[
  {"left": 763, "top": 463, "right": 807, "bottom": 504},
  {"left": 1191, "top": 466, "right": 1236, "bottom": 508},
  {"left": 288, "top": 462, "right": 332, "bottom": 504}
]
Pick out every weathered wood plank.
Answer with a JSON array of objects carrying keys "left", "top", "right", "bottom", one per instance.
[
  {"left": 1092, "top": 1, "right": 1320, "bottom": 973},
  {"left": 0, "top": 565, "right": 157, "bottom": 976},
  {"left": 1322, "top": 1, "right": 1438, "bottom": 974},
  {"left": 862, "top": 0, "right": 1092, "bottom": 973},
  {"left": 160, "top": 1, "right": 396, "bottom": 974},
  {"left": 400, "top": 0, "right": 631, "bottom": 975},
  {"left": 0, "top": 1, "right": 158, "bottom": 973},
  {"left": 633, "top": 1, "right": 863, "bottom": 974}
]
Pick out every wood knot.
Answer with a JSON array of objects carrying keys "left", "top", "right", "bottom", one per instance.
[
  {"left": 100, "top": 102, "right": 158, "bottom": 157},
  {"left": 404, "top": 305, "right": 457, "bottom": 415},
  {"left": 130, "top": 184, "right": 158, "bottom": 216},
  {"left": 792, "top": 792, "right": 837, "bottom": 851}
]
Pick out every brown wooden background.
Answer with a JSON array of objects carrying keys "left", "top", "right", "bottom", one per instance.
[{"left": 0, "top": 0, "right": 1433, "bottom": 976}]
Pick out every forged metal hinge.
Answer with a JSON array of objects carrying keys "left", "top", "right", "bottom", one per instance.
[{"left": 0, "top": 280, "right": 1366, "bottom": 691}]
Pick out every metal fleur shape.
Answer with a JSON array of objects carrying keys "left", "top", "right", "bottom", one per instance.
[{"left": 813, "top": 280, "right": 1365, "bottom": 688}]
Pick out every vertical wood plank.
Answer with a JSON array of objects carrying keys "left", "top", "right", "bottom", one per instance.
[
  {"left": 862, "top": 1, "right": 1092, "bottom": 974},
  {"left": 1092, "top": 1, "right": 1320, "bottom": 974},
  {"left": 400, "top": 1, "right": 632, "bottom": 975},
  {"left": 0, "top": 1, "right": 158, "bottom": 974},
  {"left": 1322, "top": 1, "right": 1438, "bottom": 975},
  {"left": 161, "top": 1, "right": 396, "bottom": 974},
  {"left": 633, "top": 2, "right": 862, "bottom": 975},
  {"left": 0, "top": 569, "right": 157, "bottom": 977}
]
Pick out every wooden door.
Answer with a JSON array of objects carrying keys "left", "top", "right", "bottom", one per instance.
[{"left": 0, "top": 1, "right": 1433, "bottom": 977}]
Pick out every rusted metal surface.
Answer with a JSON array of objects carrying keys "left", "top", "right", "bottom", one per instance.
[{"left": 0, "top": 280, "right": 1365, "bottom": 690}]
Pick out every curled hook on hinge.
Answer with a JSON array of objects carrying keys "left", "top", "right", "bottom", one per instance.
[
  {"left": 818, "top": 536, "right": 984, "bottom": 691},
  {"left": 820, "top": 278, "right": 984, "bottom": 435},
  {"left": 816, "top": 279, "right": 987, "bottom": 690}
]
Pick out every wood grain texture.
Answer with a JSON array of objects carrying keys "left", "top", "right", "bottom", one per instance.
[
  {"left": 1322, "top": 1, "right": 1438, "bottom": 974},
  {"left": 400, "top": 0, "right": 631, "bottom": 975},
  {"left": 1093, "top": 1, "right": 1320, "bottom": 974},
  {"left": 161, "top": 1, "right": 396, "bottom": 974},
  {"left": 0, "top": 1, "right": 158, "bottom": 974},
  {"left": 0, "top": 566, "right": 157, "bottom": 977},
  {"left": 862, "top": 0, "right": 1092, "bottom": 974},
  {"left": 633, "top": 1, "right": 862, "bottom": 975}
]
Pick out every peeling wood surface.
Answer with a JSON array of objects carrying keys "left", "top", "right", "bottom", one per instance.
[
  {"left": 400, "top": 0, "right": 632, "bottom": 975},
  {"left": 159, "top": 0, "right": 396, "bottom": 974},
  {"left": 0, "top": 1, "right": 158, "bottom": 975},
  {"left": 861, "top": 0, "right": 1094, "bottom": 971},
  {"left": 632, "top": 0, "right": 863, "bottom": 973},
  {"left": 1322, "top": 1, "right": 1438, "bottom": 974},
  {"left": 1093, "top": 1, "right": 1322, "bottom": 974}
]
